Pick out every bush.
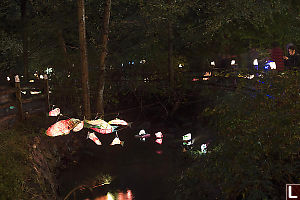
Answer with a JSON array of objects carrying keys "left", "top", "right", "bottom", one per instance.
[{"left": 175, "top": 70, "right": 300, "bottom": 200}]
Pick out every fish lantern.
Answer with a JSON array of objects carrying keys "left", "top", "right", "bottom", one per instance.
[
  {"left": 183, "top": 133, "right": 192, "bottom": 146},
  {"left": 85, "top": 119, "right": 114, "bottom": 134},
  {"left": 134, "top": 129, "right": 151, "bottom": 141},
  {"left": 87, "top": 132, "right": 102, "bottom": 145},
  {"left": 201, "top": 143, "right": 207, "bottom": 154},
  {"left": 73, "top": 121, "right": 84, "bottom": 132},
  {"left": 108, "top": 118, "right": 128, "bottom": 126},
  {"left": 110, "top": 136, "right": 124, "bottom": 146},
  {"left": 49, "top": 108, "right": 60, "bottom": 117},
  {"left": 155, "top": 138, "right": 163, "bottom": 145},
  {"left": 46, "top": 118, "right": 81, "bottom": 137},
  {"left": 46, "top": 119, "right": 71, "bottom": 137},
  {"left": 155, "top": 132, "right": 163, "bottom": 138}
]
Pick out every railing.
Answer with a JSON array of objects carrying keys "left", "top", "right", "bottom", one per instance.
[{"left": 0, "top": 75, "right": 50, "bottom": 123}]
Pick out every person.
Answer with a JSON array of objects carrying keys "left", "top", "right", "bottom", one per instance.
[
  {"left": 284, "top": 45, "right": 299, "bottom": 70},
  {"left": 270, "top": 42, "right": 284, "bottom": 71}
]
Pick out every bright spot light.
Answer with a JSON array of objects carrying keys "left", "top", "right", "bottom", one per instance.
[
  {"left": 155, "top": 132, "right": 163, "bottom": 138},
  {"left": 39, "top": 75, "right": 44, "bottom": 79},
  {"left": 178, "top": 64, "right": 183, "bottom": 68},
  {"left": 67, "top": 74, "right": 71, "bottom": 78},
  {"left": 21, "top": 91, "right": 26, "bottom": 95},
  {"left": 183, "top": 133, "right": 191, "bottom": 140},
  {"left": 231, "top": 60, "right": 236, "bottom": 65},
  {"left": 107, "top": 192, "right": 115, "bottom": 200},
  {"left": 253, "top": 59, "right": 258, "bottom": 66},
  {"left": 203, "top": 72, "right": 211, "bottom": 81},
  {"left": 30, "top": 91, "right": 41, "bottom": 95},
  {"left": 45, "top": 67, "right": 53, "bottom": 74},
  {"left": 246, "top": 74, "right": 254, "bottom": 79},
  {"left": 140, "top": 59, "right": 146, "bottom": 64},
  {"left": 210, "top": 61, "right": 215, "bottom": 66},
  {"left": 29, "top": 80, "right": 34, "bottom": 83},
  {"left": 201, "top": 143, "right": 207, "bottom": 153},
  {"left": 6, "top": 77, "right": 10, "bottom": 81},
  {"left": 270, "top": 62, "right": 276, "bottom": 69},
  {"left": 127, "top": 190, "right": 133, "bottom": 199},
  {"left": 121, "top": 63, "right": 124, "bottom": 67},
  {"left": 139, "top": 130, "right": 146, "bottom": 135},
  {"left": 132, "top": 61, "right": 134, "bottom": 65}
]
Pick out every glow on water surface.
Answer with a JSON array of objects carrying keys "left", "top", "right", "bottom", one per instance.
[{"left": 92, "top": 189, "right": 134, "bottom": 200}]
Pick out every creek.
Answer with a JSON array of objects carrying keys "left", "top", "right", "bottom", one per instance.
[{"left": 57, "top": 93, "right": 216, "bottom": 200}]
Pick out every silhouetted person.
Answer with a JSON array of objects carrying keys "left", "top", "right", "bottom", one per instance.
[
  {"left": 270, "top": 42, "right": 284, "bottom": 71},
  {"left": 284, "top": 45, "right": 299, "bottom": 70}
]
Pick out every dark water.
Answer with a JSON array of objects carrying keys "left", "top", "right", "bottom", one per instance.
[
  {"left": 58, "top": 126, "right": 180, "bottom": 200},
  {"left": 58, "top": 99, "right": 214, "bottom": 200}
]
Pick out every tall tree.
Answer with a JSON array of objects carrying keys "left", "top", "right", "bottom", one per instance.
[
  {"left": 168, "top": 20, "right": 174, "bottom": 89},
  {"left": 78, "top": 0, "right": 91, "bottom": 119},
  {"left": 21, "top": 0, "right": 29, "bottom": 80},
  {"left": 96, "top": 0, "right": 111, "bottom": 117}
]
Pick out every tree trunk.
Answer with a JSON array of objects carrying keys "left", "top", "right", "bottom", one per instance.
[
  {"left": 96, "top": 0, "right": 111, "bottom": 117},
  {"left": 168, "top": 20, "right": 174, "bottom": 89},
  {"left": 58, "top": 29, "right": 71, "bottom": 70},
  {"left": 77, "top": 0, "right": 91, "bottom": 119},
  {"left": 21, "top": 0, "right": 29, "bottom": 80}
]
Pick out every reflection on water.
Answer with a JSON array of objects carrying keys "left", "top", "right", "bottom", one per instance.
[{"left": 92, "top": 189, "right": 134, "bottom": 200}]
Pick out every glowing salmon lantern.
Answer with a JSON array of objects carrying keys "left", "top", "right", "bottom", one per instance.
[
  {"left": 85, "top": 119, "right": 114, "bottom": 134},
  {"left": 46, "top": 119, "right": 71, "bottom": 137},
  {"left": 87, "top": 132, "right": 102, "bottom": 145},
  {"left": 73, "top": 121, "right": 84, "bottom": 132},
  {"left": 49, "top": 108, "right": 60, "bottom": 116},
  {"left": 84, "top": 119, "right": 111, "bottom": 129},
  {"left": 46, "top": 118, "right": 81, "bottom": 137},
  {"left": 108, "top": 118, "right": 128, "bottom": 126}
]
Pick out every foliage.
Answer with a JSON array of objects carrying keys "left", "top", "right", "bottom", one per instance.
[
  {"left": 0, "top": 124, "right": 34, "bottom": 199},
  {"left": 174, "top": 70, "right": 300, "bottom": 199}
]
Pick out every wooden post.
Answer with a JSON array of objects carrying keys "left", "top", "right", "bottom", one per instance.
[
  {"left": 15, "top": 75, "right": 24, "bottom": 121},
  {"left": 44, "top": 74, "right": 50, "bottom": 112}
]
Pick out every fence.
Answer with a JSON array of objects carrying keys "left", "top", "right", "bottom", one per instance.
[{"left": 0, "top": 75, "right": 50, "bottom": 123}]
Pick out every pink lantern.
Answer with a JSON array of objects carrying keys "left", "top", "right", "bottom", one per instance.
[
  {"left": 49, "top": 108, "right": 60, "bottom": 117},
  {"left": 90, "top": 127, "right": 113, "bottom": 134},
  {"left": 46, "top": 119, "right": 71, "bottom": 137},
  {"left": 155, "top": 138, "right": 163, "bottom": 145},
  {"left": 88, "top": 132, "right": 102, "bottom": 145}
]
